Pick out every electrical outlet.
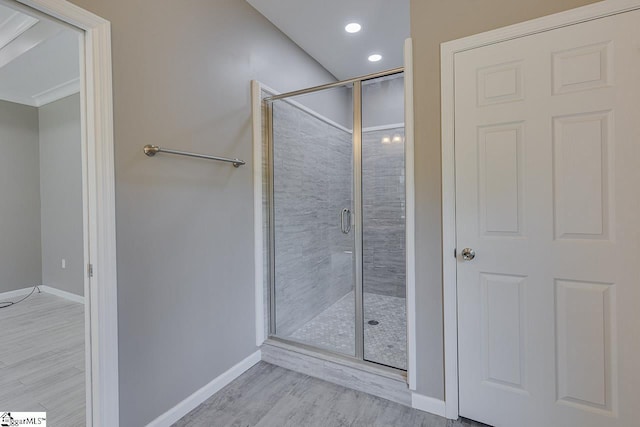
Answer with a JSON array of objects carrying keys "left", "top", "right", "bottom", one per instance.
[{"left": 61, "top": 259, "right": 66, "bottom": 269}]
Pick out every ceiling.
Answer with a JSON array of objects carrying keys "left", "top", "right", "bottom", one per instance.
[
  {"left": 246, "top": 0, "right": 410, "bottom": 81},
  {"left": 0, "top": 3, "right": 79, "bottom": 107}
]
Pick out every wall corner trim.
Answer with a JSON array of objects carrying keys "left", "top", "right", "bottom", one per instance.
[
  {"left": 251, "top": 80, "right": 266, "bottom": 347},
  {"left": 146, "top": 350, "right": 262, "bottom": 427},
  {"left": 252, "top": 80, "right": 279, "bottom": 348},
  {"left": 411, "top": 392, "right": 447, "bottom": 418},
  {"left": 33, "top": 77, "right": 80, "bottom": 107}
]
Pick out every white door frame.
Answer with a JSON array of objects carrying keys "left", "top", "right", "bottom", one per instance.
[
  {"left": 441, "top": 0, "right": 640, "bottom": 420},
  {"left": 10, "top": 0, "right": 119, "bottom": 425}
]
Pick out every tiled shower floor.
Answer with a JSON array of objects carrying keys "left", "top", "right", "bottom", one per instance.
[{"left": 289, "top": 292, "right": 407, "bottom": 370}]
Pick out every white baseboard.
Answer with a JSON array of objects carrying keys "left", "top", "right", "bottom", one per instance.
[
  {"left": 40, "top": 285, "right": 85, "bottom": 304},
  {"left": 146, "top": 350, "right": 262, "bottom": 427},
  {"left": 0, "top": 286, "right": 36, "bottom": 301},
  {"left": 411, "top": 392, "right": 447, "bottom": 418}
]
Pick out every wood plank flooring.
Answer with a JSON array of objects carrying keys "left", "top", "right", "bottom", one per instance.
[
  {"left": 0, "top": 291, "right": 85, "bottom": 426},
  {"left": 175, "top": 362, "right": 485, "bottom": 427}
]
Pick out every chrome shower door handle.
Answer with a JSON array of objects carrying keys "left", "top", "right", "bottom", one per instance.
[{"left": 341, "top": 208, "right": 352, "bottom": 234}]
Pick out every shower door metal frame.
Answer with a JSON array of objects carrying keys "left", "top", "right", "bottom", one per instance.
[
  {"left": 266, "top": 100, "right": 277, "bottom": 336},
  {"left": 264, "top": 67, "right": 405, "bottom": 373},
  {"left": 353, "top": 80, "right": 365, "bottom": 360}
]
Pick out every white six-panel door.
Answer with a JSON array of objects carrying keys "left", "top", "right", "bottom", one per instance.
[{"left": 455, "top": 9, "right": 640, "bottom": 427}]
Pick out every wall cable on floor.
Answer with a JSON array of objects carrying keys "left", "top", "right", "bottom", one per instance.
[{"left": 0, "top": 284, "right": 41, "bottom": 309}]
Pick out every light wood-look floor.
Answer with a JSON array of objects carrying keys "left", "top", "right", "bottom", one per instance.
[
  {"left": 0, "top": 291, "right": 85, "bottom": 426},
  {"left": 175, "top": 362, "right": 485, "bottom": 427}
]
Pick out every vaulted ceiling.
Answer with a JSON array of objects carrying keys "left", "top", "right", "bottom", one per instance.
[{"left": 247, "top": 0, "right": 410, "bottom": 81}]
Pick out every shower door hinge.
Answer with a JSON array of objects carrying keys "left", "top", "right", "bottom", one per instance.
[
  {"left": 454, "top": 248, "right": 457, "bottom": 258},
  {"left": 87, "top": 263, "right": 94, "bottom": 278}
]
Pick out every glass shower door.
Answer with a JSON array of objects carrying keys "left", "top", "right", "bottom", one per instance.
[
  {"left": 268, "top": 84, "right": 356, "bottom": 357},
  {"left": 265, "top": 71, "right": 407, "bottom": 371},
  {"left": 361, "top": 73, "right": 407, "bottom": 369}
]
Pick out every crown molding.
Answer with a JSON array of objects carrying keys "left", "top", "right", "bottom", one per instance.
[
  {"left": 0, "top": 76, "right": 79, "bottom": 107},
  {"left": 32, "top": 76, "right": 80, "bottom": 106}
]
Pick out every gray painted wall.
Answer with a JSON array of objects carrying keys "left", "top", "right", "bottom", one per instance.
[
  {"left": 363, "top": 128, "right": 406, "bottom": 298},
  {"left": 272, "top": 100, "right": 353, "bottom": 339},
  {"left": 67, "top": 0, "right": 342, "bottom": 425},
  {"left": 39, "top": 94, "right": 84, "bottom": 297},
  {"left": 0, "top": 100, "right": 41, "bottom": 293}
]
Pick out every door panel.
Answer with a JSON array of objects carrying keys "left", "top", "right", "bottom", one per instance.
[
  {"left": 455, "top": 10, "right": 640, "bottom": 427},
  {"left": 478, "top": 122, "right": 524, "bottom": 236},
  {"left": 480, "top": 273, "right": 527, "bottom": 391},
  {"left": 555, "top": 279, "right": 614, "bottom": 412},
  {"left": 553, "top": 111, "right": 611, "bottom": 240}
]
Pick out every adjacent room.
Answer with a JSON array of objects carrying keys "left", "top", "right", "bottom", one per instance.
[{"left": 0, "top": 3, "right": 86, "bottom": 425}]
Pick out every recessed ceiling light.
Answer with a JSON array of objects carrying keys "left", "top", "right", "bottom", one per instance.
[
  {"left": 368, "top": 54, "right": 382, "bottom": 62},
  {"left": 345, "top": 22, "right": 361, "bottom": 33}
]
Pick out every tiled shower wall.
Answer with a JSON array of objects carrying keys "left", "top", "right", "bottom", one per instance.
[
  {"left": 362, "top": 128, "right": 406, "bottom": 298},
  {"left": 272, "top": 100, "right": 354, "bottom": 337}
]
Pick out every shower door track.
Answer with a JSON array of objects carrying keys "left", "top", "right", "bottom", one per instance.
[
  {"left": 266, "top": 336, "right": 407, "bottom": 378},
  {"left": 264, "top": 67, "right": 407, "bottom": 375}
]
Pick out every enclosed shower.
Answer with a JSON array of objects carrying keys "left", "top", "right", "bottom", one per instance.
[{"left": 262, "top": 69, "right": 406, "bottom": 371}]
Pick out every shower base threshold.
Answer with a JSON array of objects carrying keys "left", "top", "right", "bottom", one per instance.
[
  {"left": 288, "top": 291, "right": 408, "bottom": 370},
  {"left": 261, "top": 338, "right": 411, "bottom": 407}
]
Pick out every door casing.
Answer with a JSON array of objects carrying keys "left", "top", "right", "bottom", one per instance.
[{"left": 441, "top": 0, "right": 640, "bottom": 420}]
